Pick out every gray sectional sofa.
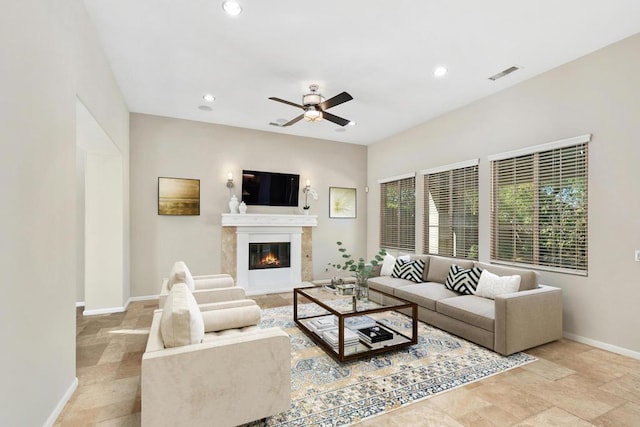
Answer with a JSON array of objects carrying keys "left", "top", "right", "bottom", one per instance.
[{"left": 368, "top": 255, "right": 563, "bottom": 355}]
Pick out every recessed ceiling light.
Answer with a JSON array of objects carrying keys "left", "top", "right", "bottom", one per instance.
[
  {"left": 222, "top": 1, "right": 242, "bottom": 16},
  {"left": 202, "top": 94, "right": 215, "bottom": 102},
  {"left": 348, "top": 121, "right": 357, "bottom": 126},
  {"left": 433, "top": 66, "right": 448, "bottom": 77}
]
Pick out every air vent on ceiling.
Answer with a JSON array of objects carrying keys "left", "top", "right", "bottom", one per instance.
[{"left": 488, "top": 66, "right": 520, "bottom": 81}]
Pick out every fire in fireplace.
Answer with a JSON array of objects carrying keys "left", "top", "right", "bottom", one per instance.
[{"left": 249, "top": 242, "right": 291, "bottom": 270}]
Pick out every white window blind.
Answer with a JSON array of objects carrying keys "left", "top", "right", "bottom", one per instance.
[
  {"left": 423, "top": 162, "right": 479, "bottom": 259},
  {"left": 380, "top": 176, "right": 415, "bottom": 251},
  {"left": 490, "top": 139, "right": 589, "bottom": 273}
]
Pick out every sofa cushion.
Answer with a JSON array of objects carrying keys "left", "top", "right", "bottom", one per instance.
[
  {"left": 475, "top": 270, "right": 521, "bottom": 299},
  {"left": 160, "top": 283, "right": 205, "bottom": 348},
  {"left": 395, "top": 282, "right": 459, "bottom": 311},
  {"left": 380, "top": 253, "right": 396, "bottom": 276},
  {"left": 168, "top": 261, "right": 195, "bottom": 291},
  {"left": 436, "top": 295, "right": 495, "bottom": 332},
  {"left": 473, "top": 262, "right": 538, "bottom": 291},
  {"left": 392, "top": 259, "right": 425, "bottom": 283},
  {"left": 201, "top": 304, "right": 262, "bottom": 332},
  {"left": 193, "top": 275, "right": 235, "bottom": 290},
  {"left": 444, "top": 265, "right": 483, "bottom": 295},
  {"left": 368, "top": 276, "right": 414, "bottom": 295},
  {"left": 426, "top": 255, "right": 474, "bottom": 284}
]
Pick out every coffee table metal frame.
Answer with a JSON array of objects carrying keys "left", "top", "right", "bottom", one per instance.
[{"left": 293, "top": 285, "right": 418, "bottom": 362}]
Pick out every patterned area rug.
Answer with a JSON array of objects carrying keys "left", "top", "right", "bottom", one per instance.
[{"left": 248, "top": 303, "right": 535, "bottom": 426}]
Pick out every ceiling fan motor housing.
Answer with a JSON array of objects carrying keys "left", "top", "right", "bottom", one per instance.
[{"left": 303, "top": 84, "right": 323, "bottom": 106}]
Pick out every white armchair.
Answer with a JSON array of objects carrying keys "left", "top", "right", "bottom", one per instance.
[
  {"left": 159, "top": 261, "right": 237, "bottom": 308},
  {"left": 143, "top": 283, "right": 291, "bottom": 427}
]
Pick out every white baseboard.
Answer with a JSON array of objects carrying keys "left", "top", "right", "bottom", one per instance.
[
  {"left": 44, "top": 377, "right": 78, "bottom": 427},
  {"left": 75, "top": 301, "right": 85, "bottom": 308},
  {"left": 82, "top": 296, "right": 158, "bottom": 316},
  {"left": 563, "top": 331, "right": 640, "bottom": 360},
  {"left": 128, "top": 294, "right": 159, "bottom": 302},
  {"left": 83, "top": 306, "right": 126, "bottom": 316}
]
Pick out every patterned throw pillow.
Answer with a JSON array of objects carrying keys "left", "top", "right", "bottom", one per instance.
[
  {"left": 391, "top": 259, "right": 425, "bottom": 283},
  {"left": 445, "top": 265, "right": 483, "bottom": 295}
]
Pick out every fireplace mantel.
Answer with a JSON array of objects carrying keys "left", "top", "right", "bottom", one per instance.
[{"left": 221, "top": 213, "right": 318, "bottom": 227}]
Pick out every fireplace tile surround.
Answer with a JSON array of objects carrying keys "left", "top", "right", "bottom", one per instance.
[{"left": 221, "top": 214, "right": 317, "bottom": 295}]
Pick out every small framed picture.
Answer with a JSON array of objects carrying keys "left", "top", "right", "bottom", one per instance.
[
  {"left": 158, "top": 177, "right": 200, "bottom": 215},
  {"left": 329, "top": 187, "right": 356, "bottom": 218}
]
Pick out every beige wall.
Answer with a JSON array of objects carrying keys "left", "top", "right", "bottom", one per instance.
[
  {"left": 368, "top": 33, "right": 640, "bottom": 356},
  {"left": 0, "top": 1, "right": 129, "bottom": 425},
  {"left": 130, "top": 114, "right": 367, "bottom": 297}
]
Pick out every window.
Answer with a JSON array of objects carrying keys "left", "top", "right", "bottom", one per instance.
[
  {"left": 379, "top": 174, "right": 415, "bottom": 252},
  {"left": 422, "top": 160, "right": 479, "bottom": 259},
  {"left": 490, "top": 135, "right": 589, "bottom": 273}
]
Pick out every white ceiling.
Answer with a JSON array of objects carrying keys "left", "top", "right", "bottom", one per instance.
[{"left": 83, "top": 0, "right": 640, "bottom": 145}]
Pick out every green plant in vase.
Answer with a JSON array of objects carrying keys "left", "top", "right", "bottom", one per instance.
[{"left": 327, "top": 241, "right": 386, "bottom": 301}]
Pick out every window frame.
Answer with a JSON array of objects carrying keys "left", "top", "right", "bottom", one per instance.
[
  {"left": 421, "top": 159, "right": 479, "bottom": 260},
  {"left": 378, "top": 173, "right": 416, "bottom": 252},
  {"left": 489, "top": 134, "right": 590, "bottom": 275}
]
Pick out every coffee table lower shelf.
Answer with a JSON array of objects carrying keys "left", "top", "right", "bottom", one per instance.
[{"left": 293, "top": 286, "right": 418, "bottom": 362}]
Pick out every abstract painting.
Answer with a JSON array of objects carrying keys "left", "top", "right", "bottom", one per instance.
[{"left": 158, "top": 177, "right": 200, "bottom": 215}]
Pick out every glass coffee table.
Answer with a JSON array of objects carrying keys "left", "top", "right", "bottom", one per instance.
[{"left": 294, "top": 285, "right": 418, "bottom": 362}]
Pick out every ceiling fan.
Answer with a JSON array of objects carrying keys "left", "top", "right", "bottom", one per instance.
[{"left": 269, "top": 84, "right": 353, "bottom": 127}]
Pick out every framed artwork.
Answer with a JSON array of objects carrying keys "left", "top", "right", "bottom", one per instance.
[
  {"left": 158, "top": 177, "right": 200, "bottom": 215},
  {"left": 329, "top": 187, "right": 356, "bottom": 218}
]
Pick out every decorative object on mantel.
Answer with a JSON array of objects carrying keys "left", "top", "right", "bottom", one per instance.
[
  {"left": 302, "top": 179, "right": 318, "bottom": 215},
  {"left": 329, "top": 187, "right": 356, "bottom": 218},
  {"left": 158, "top": 177, "right": 200, "bottom": 216},
  {"left": 238, "top": 201, "right": 247, "bottom": 214},
  {"left": 228, "top": 194, "right": 239, "bottom": 213},
  {"left": 327, "top": 241, "right": 386, "bottom": 302}
]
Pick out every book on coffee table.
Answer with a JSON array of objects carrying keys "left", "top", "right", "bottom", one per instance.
[
  {"left": 357, "top": 325, "right": 394, "bottom": 343},
  {"left": 342, "top": 315, "right": 377, "bottom": 331},
  {"left": 322, "top": 328, "right": 360, "bottom": 347},
  {"left": 307, "top": 315, "right": 338, "bottom": 335}
]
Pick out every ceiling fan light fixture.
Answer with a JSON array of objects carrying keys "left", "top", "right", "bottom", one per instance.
[
  {"left": 304, "top": 107, "right": 322, "bottom": 122},
  {"left": 222, "top": 1, "right": 242, "bottom": 16}
]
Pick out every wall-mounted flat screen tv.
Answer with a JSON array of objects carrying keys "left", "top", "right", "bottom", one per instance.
[{"left": 241, "top": 170, "right": 300, "bottom": 207}]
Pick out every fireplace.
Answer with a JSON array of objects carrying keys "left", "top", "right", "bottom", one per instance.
[
  {"left": 221, "top": 213, "right": 318, "bottom": 295},
  {"left": 249, "top": 242, "right": 291, "bottom": 270}
]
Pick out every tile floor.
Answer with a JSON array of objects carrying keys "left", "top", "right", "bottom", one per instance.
[{"left": 56, "top": 293, "right": 640, "bottom": 426}]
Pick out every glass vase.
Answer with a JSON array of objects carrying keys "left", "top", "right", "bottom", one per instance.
[{"left": 356, "top": 278, "right": 369, "bottom": 302}]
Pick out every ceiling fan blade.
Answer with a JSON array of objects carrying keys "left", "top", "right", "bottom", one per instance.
[
  {"left": 319, "top": 92, "right": 353, "bottom": 110},
  {"left": 322, "top": 111, "right": 351, "bottom": 127},
  {"left": 281, "top": 114, "right": 304, "bottom": 127},
  {"left": 268, "top": 97, "right": 304, "bottom": 109}
]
